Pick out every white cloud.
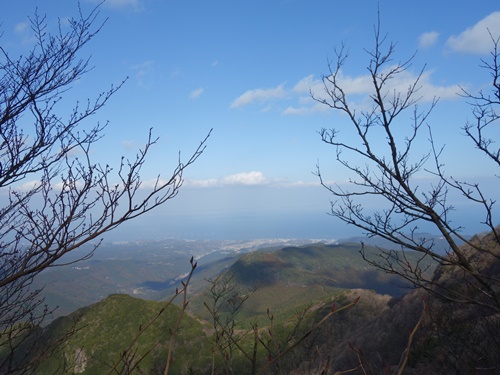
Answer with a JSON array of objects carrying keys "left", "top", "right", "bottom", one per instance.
[
  {"left": 374, "top": 68, "right": 459, "bottom": 102},
  {"left": 185, "top": 172, "right": 321, "bottom": 189},
  {"left": 231, "top": 64, "right": 460, "bottom": 116},
  {"left": 292, "top": 74, "right": 325, "bottom": 96},
  {"left": 293, "top": 72, "right": 372, "bottom": 98},
  {"left": 13, "top": 21, "right": 36, "bottom": 44},
  {"left": 186, "top": 178, "right": 219, "bottom": 188},
  {"left": 14, "top": 22, "right": 29, "bottom": 34},
  {"left": 137, "top": 171, "right": 321, "bottom": 189},
  {"left": 186, "top": 171, "right": 276, "bottom": 188},
  {"left": 14, "top": 180, "right": 40, "bottom": 192},
  {"left": 108, "top": 0, "right": 140, "bottom": 6},
  {"left": 419, "top": 31, "right": 439, "bottom": 48},
  {"left": 282, "top": 106, "right": 307, "bottom": 115},
  {"left": 286, "top": 180, "right": 321, "bottom": 187},
  {"left": 87, "top": 0, "right": 142, "bottom": 9},
  {"left": 261, "top": 104, "right": 273, "bottom": 112},
  {"left": 292, "top": 74, "right": 315, "bottom": 93},
  {"left": 292, "top": 68, "right": 460, "bottom": 115},
  {"left": 132, "top": 60, "right": 155, "bottom": 89},
  {"left": 328, "top": 71, "right": 374, "bottom": 95},
  {"left": 446, "top": 12, "right": 500, "bottom": 54},
  {"left": 122, "top": 140, "right": 136, "bottom": 150},
  {"left": 282, "top": 103, "right": 328, "bottom": 115},
  {"left": 13, "top": 179, "right": 87, "bottom": 193},
  {"left": 190, "top": 88, "right": 204, "bottom": 99},
  {"left": 138, "top": 174, "right": 185, "bottom": 190},
  {"left": 221, "top": 171, "right": 268, "bottom": 185},
  {"left": 54, "top": 180, "right": 85, "bottom": 191},
  {"left": 231, "top": 83, "right": 287, "bottom": 108}
]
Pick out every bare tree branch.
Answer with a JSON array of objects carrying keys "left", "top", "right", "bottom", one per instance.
[
  {"left": 315, "top": 19, "right": 500, "bottom": 313},
  {"left": 0, "top": 4, "right": 210, "bottom": 373}
]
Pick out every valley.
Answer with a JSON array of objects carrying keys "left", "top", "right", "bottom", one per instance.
[
  {"left": 34, "top": 238, "right": 338, "bottom": 319},
  {"left": 7, "top": 231, "right": 500, "bottom": 374}
]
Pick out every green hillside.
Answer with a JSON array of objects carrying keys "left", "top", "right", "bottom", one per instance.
[
  {"left": 9, "top": 291, "right": 389, "bottom": 375},
  {"left": 11, "top": 294, "right": 213, "bottom": 374},
  {"left": 188, "top": 242, "right": 436, "bottom": 326},
  {"left": 33, "top": 239, "right": 313, "bottom": 320},
  {"left": 6, "top": 242, "right": 442, "bottom": 374},
  {"left": 229, "top": 242, "right": 435, "bottom": 292}
]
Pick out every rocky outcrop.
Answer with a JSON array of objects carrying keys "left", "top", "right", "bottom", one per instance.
[{"left": 73, "top": 348, "right": 88, "bottom": 374}]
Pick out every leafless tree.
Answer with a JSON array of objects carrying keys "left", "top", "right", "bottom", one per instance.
[
  {"left": 0, "top": 4, "right": 209, "bottom": 373},
  {"left": 314, "top": 19, "right": 500, "bottom": 313},
  {"left": 204, "top": 274, "right": 253, "bottom": 374}
]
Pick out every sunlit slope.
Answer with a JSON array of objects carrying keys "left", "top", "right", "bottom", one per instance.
[{"left": 189, "top": 242, "right": 436, "bottom": 325}]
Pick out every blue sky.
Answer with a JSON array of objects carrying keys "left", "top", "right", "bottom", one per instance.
[{"left": 2, "top": 1, "right": 500, "bottom": 240}]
